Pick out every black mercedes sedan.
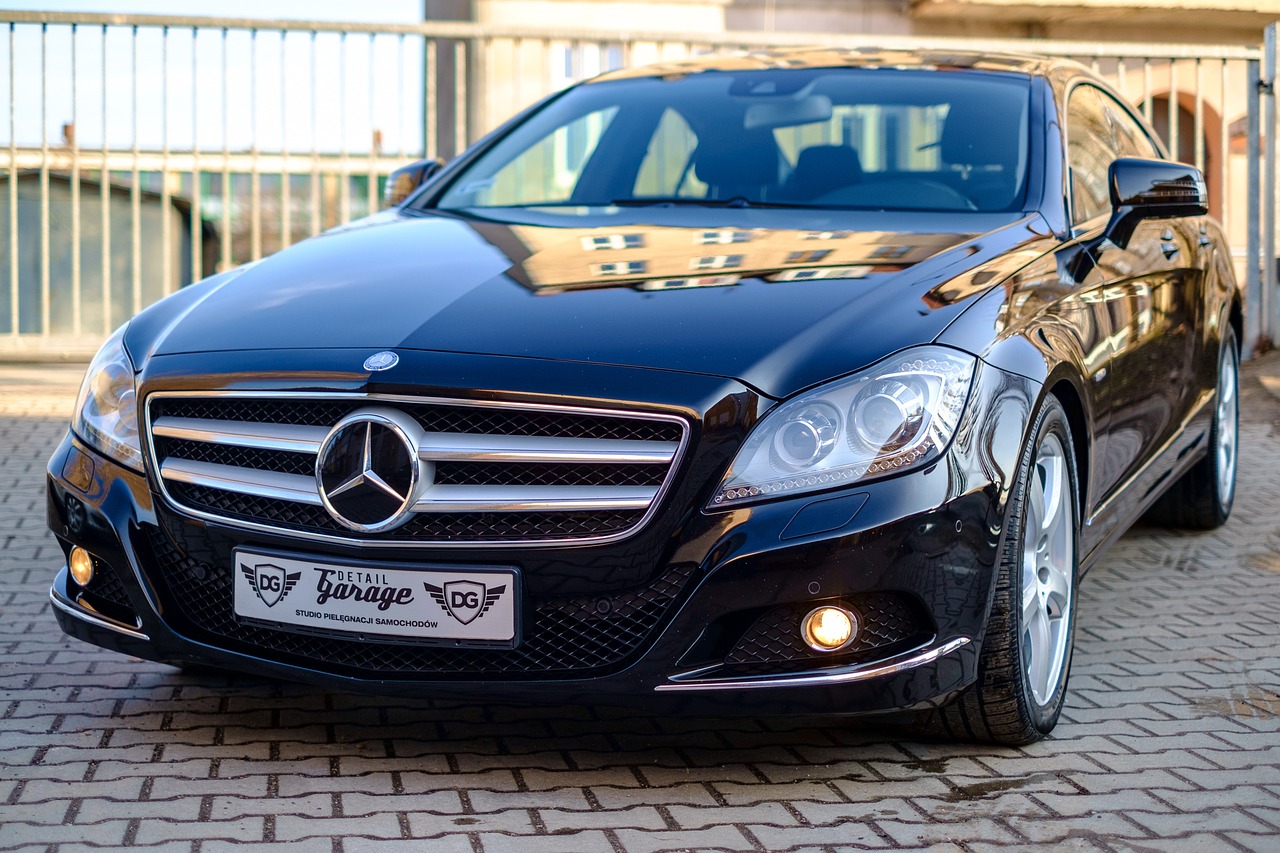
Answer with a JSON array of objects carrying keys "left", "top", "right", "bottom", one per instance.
[{"left": 46, "top": 48, "right": 1239, "bottom": 745}]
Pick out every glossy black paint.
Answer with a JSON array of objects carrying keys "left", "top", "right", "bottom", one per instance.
[{"left": 48, "top": 49, "right": 1240, "bottom": 715}]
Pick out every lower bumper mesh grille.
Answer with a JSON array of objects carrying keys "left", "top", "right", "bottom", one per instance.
[
  {"left": 723, "top": 594, "right": 927, "bottom": 672},
  {"left": 144, "top": 527, "right": 695, "bottom": 679}
]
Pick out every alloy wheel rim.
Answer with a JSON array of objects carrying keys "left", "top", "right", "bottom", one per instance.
[
  {"left": 1021, "top": 432, "right": 1074, "bottom": 707},
  {"left": 1216, "top": 346, "right": 1238, "bottom": 507}
]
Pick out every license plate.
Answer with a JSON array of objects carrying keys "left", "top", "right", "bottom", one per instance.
[{"left": 233, "top": 550, "right": 518, "bottom": 645}]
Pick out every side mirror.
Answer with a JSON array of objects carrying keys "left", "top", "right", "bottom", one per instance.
[
  {"left": 383, "top": 158, "right": 445, "bottom": 208},
  {"left": 1105, "top": 157, "right": 1207, "bottom": 248}
]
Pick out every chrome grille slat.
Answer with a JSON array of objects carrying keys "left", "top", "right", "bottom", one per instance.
[
  {"left": 151, "top": 416, "right": 678, "bottom": 464},
  {"left": 146, "top": 392, "right": 689, "bottom": 547},
  {"left": 152, "top": 417, "right": 328, "bottom": 453},
  {"left": 409, "top": 485, "right": 657, "bottom": 513},
  {"left": 160, "top": 458, "right": 657, "bottom": 513},
  {"left": 161, "top": 458, "right": 323, "bottom": 505}
]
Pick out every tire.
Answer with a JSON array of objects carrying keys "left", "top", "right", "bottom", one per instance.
[
  {"left": 914, "top": 396, "right": 1080, "bottom": 745},
  {"left": 1144, "top": 328, "right": 1239, "bottom": 530}
]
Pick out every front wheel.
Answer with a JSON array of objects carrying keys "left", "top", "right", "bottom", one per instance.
[{"left": 916, "top": 396, "right": 1080, "bottom": 744}]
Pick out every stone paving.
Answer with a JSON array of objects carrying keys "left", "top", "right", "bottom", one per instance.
[{"left": 1, "top": 358, "right": 1279, "bottom": 852}]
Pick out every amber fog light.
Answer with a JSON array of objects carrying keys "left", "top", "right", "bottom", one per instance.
[
  {"left": 69, "top": 547, "right": 95, "bottom": 586},
  {"left": 801, "top": 605, "right": 859, "bottom": 652}
]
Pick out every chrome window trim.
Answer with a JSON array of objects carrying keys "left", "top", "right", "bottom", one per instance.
[{"left": 143, "top": 390, "right": 691, "bottom": 549}]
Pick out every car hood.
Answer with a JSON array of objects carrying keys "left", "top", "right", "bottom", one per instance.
[{"left": 138, "top": 208, "right": 1050, "bottom": 399}]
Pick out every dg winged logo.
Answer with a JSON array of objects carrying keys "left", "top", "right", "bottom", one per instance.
[
  {"left": 424, "top": 580, "right": 506, "bottom": 626},
  {"left": 241, "top": 562, "right": 302, "bottom": 608}
]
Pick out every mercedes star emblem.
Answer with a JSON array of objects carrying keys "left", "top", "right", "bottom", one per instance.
[
  {"left": 315, "top": 408, "right": 428, "bottom": 532},
  {"left": 363, "top": 351, "right": 400, "bottom": 372}
]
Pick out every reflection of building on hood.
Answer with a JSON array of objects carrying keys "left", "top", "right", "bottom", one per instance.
[{"left": 486, "top": 223, "right": 972, "bottom": 293}]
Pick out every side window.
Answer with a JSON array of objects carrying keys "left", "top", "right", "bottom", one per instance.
[
  {"left": 1099, "top": 92, "right": 1160, "bottom": 160},
  {"left": 633, "top": 109, "right": 706, "bottom": 197},
  {"left": 1066, "top": 86, "right": 1119, "bottom": 225},
  {"left": 464, "top": 106, "right": 618, "bottom": 206}
]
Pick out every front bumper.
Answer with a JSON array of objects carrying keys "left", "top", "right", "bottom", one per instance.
[{"left": 45, "top": 353, "right": 1037, "bottom": 717}]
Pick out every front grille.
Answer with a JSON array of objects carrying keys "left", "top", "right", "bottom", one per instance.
[
  {"left": 147, "top": 393, "right": 688, "bottom": 545},
  {"left": 145, "top": 527, "right": 695, "bottom": 678},
  {"left": 723, "top": 594, "right": 926, "bottom": 671}
]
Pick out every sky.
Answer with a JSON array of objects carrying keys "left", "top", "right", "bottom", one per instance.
[{"left": 0, "top": 1, "right": 438, "bottom": 154}]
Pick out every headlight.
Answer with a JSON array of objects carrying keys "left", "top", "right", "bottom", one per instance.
[
  {"left": 72, "top": 326, "right": 144, "bottom": 471},
  {"left": 709, "top": 346, "right": 975, "bottom": 508}
]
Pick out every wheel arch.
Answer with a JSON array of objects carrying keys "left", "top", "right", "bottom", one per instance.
[{"left": 1047, "top": 377, "right": 1089, "bottom": 521}]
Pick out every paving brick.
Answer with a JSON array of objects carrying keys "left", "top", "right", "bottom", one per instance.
[
  {"left": 3, "top": 338, "right": 1280, "bottom": 853},
  {"left": 613, "top": 825, "right": 755, "bottom": 853}
]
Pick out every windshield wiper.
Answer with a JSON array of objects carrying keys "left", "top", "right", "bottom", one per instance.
[{"left": 608, "top": 196, "right": 811, "bottom": 209}]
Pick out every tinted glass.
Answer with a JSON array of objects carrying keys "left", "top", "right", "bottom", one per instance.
[
  {"left": 432, "top": 68, "right": 1032, "bottom": 214},
  {"left": 1067, "top": 85, "right": 1118, "bottom": 225},
  {"left": 1100, "top": 91, "right": 1160, "bottom": 159}
]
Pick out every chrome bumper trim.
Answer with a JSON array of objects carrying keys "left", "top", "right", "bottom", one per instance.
[
  {"left": 654, "top": 636, "right": 972, "bottom": 692},
  {"left": 49, "top": 585, "right": 151, "bottom": 642}
]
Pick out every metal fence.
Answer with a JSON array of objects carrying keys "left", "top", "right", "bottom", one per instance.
[{"left": 0, "top": 10, "right": 1276, "bottom": 357}]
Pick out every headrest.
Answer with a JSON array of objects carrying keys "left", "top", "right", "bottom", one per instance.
[
  {"left": 940, "top": 98, "right": 1025, "bottom": 167},
  {"left": 692, "top": 134, "right": 780, "bottom": 192},
  {"left": 784, "top": 145, "right": 863, "bottom": 201}
]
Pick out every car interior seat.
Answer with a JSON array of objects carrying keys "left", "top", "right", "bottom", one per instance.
[
  {"left": 940, "top": 98, "right": 1025, "bottom": 210},
  {"left": 782, "top": 145, "right": 863, "bottom": 202}
]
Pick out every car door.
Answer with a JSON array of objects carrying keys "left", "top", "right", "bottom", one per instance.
[{"left": 1066, "top": 84, "right": 1200, "bottom": 520}]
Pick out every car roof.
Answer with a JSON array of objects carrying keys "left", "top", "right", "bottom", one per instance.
[{"left": 588, "top": 47, "right": 1069, "bottom": 84}]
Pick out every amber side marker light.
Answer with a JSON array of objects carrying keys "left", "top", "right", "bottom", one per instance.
[
  {"left": 69, "top": 547, "right": 95, "bottom": 586},
  {"left": 801, "top": 605, "right": 859, "bottom": 653}
]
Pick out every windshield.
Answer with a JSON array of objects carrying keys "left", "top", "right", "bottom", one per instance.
[{"left": 430, "top": 67, "right": 1032, "bottom": 215}]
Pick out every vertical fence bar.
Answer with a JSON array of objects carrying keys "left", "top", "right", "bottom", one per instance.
[
  {"left": 368, "top": 33, "right": 377, "bottom": 217},
  {"left": 220, "top": 28, "right": 231, "bottom": 270},
  {"left": 250, "top": 29, "right": 261, "bottom": 260},
  {"left": 71, "top": 24, "right": 80, "bottom": 335},
  {"left": 309, "top": 30, "right": 320, "bottom": 236},
  {"left": 8, "top": 24, "right": 16, "bottom": 337},
  {"left": 1143, "top": 59, "right": 1153, "bottom": 125},
  {"left": 130, "top": 26, "right": 141, "bottom": 317},
  {"left": 1168, "top": 60, "right": 1179, "bottom": 159},
  {"left": 340, "top": 32, "right": 350, "bottom": 225},
  {"left": 39, "top": 23, "right": 49, "bottom": 335},
  {"left": 280, "top": 30, "right": 290, "bottom": 250},
  {"left": 161, "top": 27, "right": 172, "bottom": 294},
  {"left": 1264, "top": 25, "right": 1277, "bottom": 348},
  {"left": 190, "top": 26, "right": 200, "bottom": 281},
  {"left": 100, "top": 24, "right": 110, "bottom": 333},
  {"left": 475, "top": 36, "right": 490, "bottom": 142},
  {"left": 1246, "top": 58, "right": 1263, "bottom": 353},
  {"left": 397, "top": 33, "right": 407, "bottom": 160},
  {"left": 454, "top": 40, "right": 467, "bottom": 156},
  {"left": 1193, "top": 58, "right": 1204, "bottom": 173},
  {"left": 1220, "top": 59, "right": 1230, "bottom": 239},
  {"left": 425, "top": 38, "right": 437, "bottom": 160}
]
